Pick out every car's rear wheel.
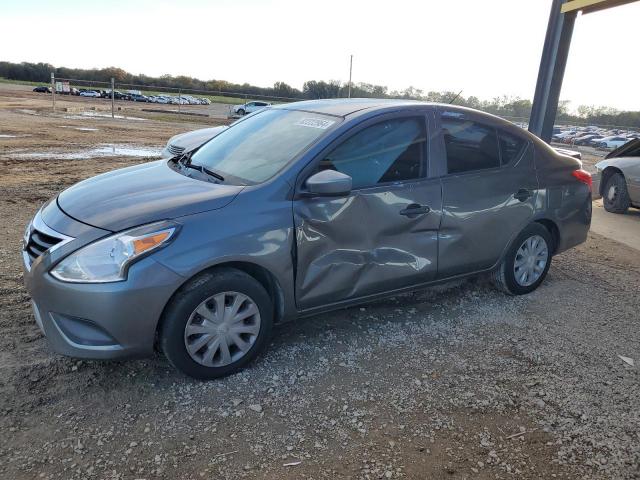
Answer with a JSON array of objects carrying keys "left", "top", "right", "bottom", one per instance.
[
  {"left": 492, "top": 224, "right": 553, "bottom": 295},
  {"left": 602, "top": 172, "right": 630, "bottom": 214},
  {"left": 160, "top": 268, "right": 273, "bottom": 380}
]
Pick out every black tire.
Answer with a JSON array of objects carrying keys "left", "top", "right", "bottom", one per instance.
[
  {"left": 491, "top": 223, "right": 553, "bottom": 295},
  {"left": 237, "top": 108, "right": 245, "bottom": 115},
  {"left": 602, "top": 172, "right": 630, "bottom": 214},
  {"left": 160, "top": 268, "right": 273, "bottom": 380}
]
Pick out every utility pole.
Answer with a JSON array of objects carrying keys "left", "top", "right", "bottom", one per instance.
[
  {"left": 51, "top": 72, "right": 55, "bottom": 112},
  {"left": 348, "top": 54, "right": 353, "bottom": 98}
]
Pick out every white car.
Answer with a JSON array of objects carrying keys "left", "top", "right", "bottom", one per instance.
[
  {"left": 161, "top": 126, "right": 228, "bottom": 159},
  {"left": 598, "top": 136, "right": 631, "bottom": 149},
  {"left": 79, "top": 90, "right": 100, "bottom": 98},
  {"left": 233, "top": 101, "right": 271, "bottom": 116},
  {"left": 180, "top": 95, "right": 201, "bottom": 105}
]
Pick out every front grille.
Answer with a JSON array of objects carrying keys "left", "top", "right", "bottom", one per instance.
[
  {"left": 167, "top": 144, "right": 185, "bottom": 156},
  {"left": 26, "top": 228, "right": 63, "bottom": 263}
]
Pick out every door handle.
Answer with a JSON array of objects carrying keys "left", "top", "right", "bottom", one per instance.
[
  {"left": 514, "top": 189, "right": 532, "bottom": 202},
  {"left": 399, "top": 203, "right": 431, "bottom": 218}
]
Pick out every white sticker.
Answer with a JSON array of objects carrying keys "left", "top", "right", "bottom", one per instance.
[{"left": 295, "top": 118, "right": 335, "bottom": 129}]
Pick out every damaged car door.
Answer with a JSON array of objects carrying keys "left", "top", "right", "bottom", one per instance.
[
  {"left": 435, "top": 110, "right": 538, "bottom": 278},
  {"left": 293, "top": 112, "right": 443, "bottom": 310}
]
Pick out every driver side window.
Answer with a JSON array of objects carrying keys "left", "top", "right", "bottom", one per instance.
[{"left": 319, "top": 117, "right": 427, "bottom": 189}]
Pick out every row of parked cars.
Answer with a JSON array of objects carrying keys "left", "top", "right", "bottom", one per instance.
[
  {"left": 33, "top": 86, "right": 212, "bottom": 105},
  {"left": 552, "top": 126, "right": 640, "bottom": 149}
]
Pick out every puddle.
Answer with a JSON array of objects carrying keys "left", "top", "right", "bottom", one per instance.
[
  {"left": 0, "top": 133, "right": 32, "bottom": 138},
  {"left": 15, "top": 108, "right": 145, "bottom": 121},
  {"left": 14, "top": 144, "right": 162, "bottom": 160},
  {"left": 62, "top": 112, "right": 146, "bottom": 121},
  {"left": 59, "top": 126, "right": 100, "bottom": 132}
]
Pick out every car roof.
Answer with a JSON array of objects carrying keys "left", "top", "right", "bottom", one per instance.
[{"left": 274, "top": 98, "right": 424, "bottom": 117}]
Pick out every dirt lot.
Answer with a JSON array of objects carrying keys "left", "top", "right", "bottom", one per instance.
[{"left": 1, "top": 86, "right": 639, "bottom": 480}]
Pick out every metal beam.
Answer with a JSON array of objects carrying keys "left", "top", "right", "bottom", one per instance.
[
  {"left": 529, "top": 0, "right": 576, "bottom": 143},
  {"left": 561, "top": 0, "right": 638, "bottom": 14}
]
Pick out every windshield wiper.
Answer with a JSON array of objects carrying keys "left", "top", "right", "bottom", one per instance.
[
  {"left": 182, "top": 162, "right": 225, "bottom": 182},
  {"left": 174, "top": 152, "right": 225, "bottom": 182}
]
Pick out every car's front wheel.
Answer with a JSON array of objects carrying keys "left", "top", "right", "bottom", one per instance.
[
  {"left": 160, "top": 268, "right": 273, "bottom": 380},
  {"left": 602, "top": 172, "right": 630, "bottom": 214},
  {"left": 492, "top": 223, "right": 553, "bottom": 295},
  {"left": 237, "top": 108, "right": 245, "bottom": 115}
]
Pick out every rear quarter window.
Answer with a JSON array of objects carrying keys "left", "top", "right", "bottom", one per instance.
[
  {"left": 498, "top": 131, "right": 526, "bottom": 165},
  {"left": 441, "top": 118, "right": 500, "bottom": 174}
]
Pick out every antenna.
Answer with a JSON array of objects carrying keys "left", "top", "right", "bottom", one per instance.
[{"left": 449, "top": 89, "right": 463, "bottom": 104}]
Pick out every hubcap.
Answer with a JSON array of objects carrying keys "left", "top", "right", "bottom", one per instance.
[
  {"left": 184, "top": 291, "right": 261, "bottom": 367},
  {"left": 513, "top": 235, "right": 549, "bottom": 287},
  {"left": 607, "top": 184, "right": 617, "bottom": 202}
]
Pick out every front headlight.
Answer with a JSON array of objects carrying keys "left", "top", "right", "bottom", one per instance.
[
  {"left": 50, "top": 222, "right": 177, "bottom": 283},
  {"left": 23, "top": 219, "right": 32, "bottom": 249}
]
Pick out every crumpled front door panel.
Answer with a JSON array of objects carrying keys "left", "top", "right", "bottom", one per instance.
[{"left": 294, "top": 180, "right": 442, "bottom": 310}]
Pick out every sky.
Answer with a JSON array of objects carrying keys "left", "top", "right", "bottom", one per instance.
[{"left": 1, "top": 0, "right": 639, "bottom": 111}]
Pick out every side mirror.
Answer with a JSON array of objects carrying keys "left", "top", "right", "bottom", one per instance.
[{"left": 305, "top": 170, "right": 352, "bottom": 197}]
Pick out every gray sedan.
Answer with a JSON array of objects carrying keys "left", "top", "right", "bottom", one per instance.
[
  {"left": 593, "top": 139, "right": 640, "bottom": 213},
  {"left": 22, "top": 99, "right": 592, "bottom": 379}
]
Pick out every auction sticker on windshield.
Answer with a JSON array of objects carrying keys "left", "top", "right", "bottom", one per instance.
[{"left": 295, "top": 118, "right": 335, "bottom": 129}]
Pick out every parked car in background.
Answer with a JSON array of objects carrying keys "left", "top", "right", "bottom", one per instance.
[
  {"left": 593, "top": 139, "right": 640, "bottom": 213},
  {"left": 598, "top": 136, "right": 630, "bottom": 149},
  {"left": 552, "top": 130, "right": 577, "bottom": 142},
  {"left": 130, "top": 93, "right": 149, "bottom": 102},
  {"left": 79, "top": 90, "right": 100, "bottom": 97},
  {"left": 33, "top": 86, "right": 51, "bottom": 93},
  {"left": 233, "top": 101, "right": 271, "bottom": 116},
  {"left": 161, "top": 125, "right": 228, "bottom": 158},
  {"left": 22, "top": 99, "right": 592, "bottom": 379},
  {"left": 573, "top": 134, "right": 601, "bottom": 146}
]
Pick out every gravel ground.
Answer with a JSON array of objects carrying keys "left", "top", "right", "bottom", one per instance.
[{"left": 1, "top": 88, "right": 639, "bottom": 479}]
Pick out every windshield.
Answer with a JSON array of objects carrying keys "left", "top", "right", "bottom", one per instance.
[{"left": 189, "top": 109, "right": 338, "bottom": 185}]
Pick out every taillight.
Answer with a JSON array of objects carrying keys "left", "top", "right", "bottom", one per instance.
[{"left": 572, "top": 169, "right": 592, "bottom": 191}]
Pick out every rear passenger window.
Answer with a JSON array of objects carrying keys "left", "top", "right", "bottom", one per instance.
[
  {"left": 498, "top": 131, "right": 526, "bottom": 164},
  {"left": 442, "top": 118, "right": 500, "bottom": 174},
  {"left": 320, "top": 117, "right": 426, "bottom": 189}
]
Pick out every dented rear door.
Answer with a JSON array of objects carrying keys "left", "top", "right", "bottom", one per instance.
[{"left": 293, "top": 111, "right": 442, "bottom": 310}]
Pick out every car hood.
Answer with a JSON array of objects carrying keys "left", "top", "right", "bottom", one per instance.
[
  {"left": 57, "top": 160, "right": 243, "bottom": 232},
  {"left": 606, "top": 138, "right": 640, "bottom": 159},
  {"left": 169, "top": 126, "right": 228, "bottom": 152}
]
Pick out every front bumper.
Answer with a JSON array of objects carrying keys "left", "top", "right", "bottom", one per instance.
[{"left": 23, "top": 212, "right": 185, "bottom": 360}]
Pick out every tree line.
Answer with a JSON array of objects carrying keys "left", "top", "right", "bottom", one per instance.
[{"left": 1, "top": 61, "right": 638, "bottom": 128}]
